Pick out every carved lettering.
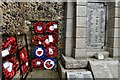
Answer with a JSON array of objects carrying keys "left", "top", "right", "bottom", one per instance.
[{"left": 87, "top": 3, "right": 106, "bottom": 48}]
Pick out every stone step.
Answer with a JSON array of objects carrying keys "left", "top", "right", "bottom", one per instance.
[
  {"left": 86, "top": 50, "right": 109, "bottom": 58},
  {"left": 59, "top": 56, "right": 119, "bottom": 79},
  {"left": 58, "top": 61, "right": 89, "bottom": 79},
  {"left": 61, "top": 54, "right": 88, "bottom": 69},
  {"left": 61, "top": 53, "right": 113, "bottom": 69}
]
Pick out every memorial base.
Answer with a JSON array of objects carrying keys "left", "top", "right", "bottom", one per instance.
[
  {"left": 58, "top": 61, "right": 89, "bottom": 79},
  {"left": 58, "top": 54, "right": 119, "bottom": 79}
]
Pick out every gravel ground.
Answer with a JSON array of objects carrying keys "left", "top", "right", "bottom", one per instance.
[{"left": 26, "top": 69, "right": 60, "bottom": 80}]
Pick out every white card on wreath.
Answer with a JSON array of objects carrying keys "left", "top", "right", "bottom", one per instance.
[
  {"left": 2, "top": 49, "right": 9, "bottom": 57},
  {"left": 36, "top": 61, "right": 41, "bottom": 65},
  {"left": 3, "top": 61, "right": 10, "bottom": 69},
  {"left": 49, "top": 35, "right": 53, "bottom": 42},
  {"left": 53, "top": 24, "right": 57, "bottom": 29},
  {"left": 49, "top": 48, "right": 53, "bottom": 54},
  {"left": 7, "top": 62, "right": 13, "bottom": 72}
]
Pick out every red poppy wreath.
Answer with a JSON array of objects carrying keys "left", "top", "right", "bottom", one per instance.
[
  {"left": 46, "top": 45, "right": 57, "bottom": 58},
  {"left": 22, "top": 62, "right": 29, "bottom": 74},
  {"left": 34, "top": 22, "right": 46, "bottom": 34},
  {"left": 32, "top": 36, "right": 43, "bottom": 45},
  {"left": 19, "top": 47, "right": 28, "bottom": 63},
  {"left": 42, "top": 34, "right": 58, "bottom": 47},
  {"left": 2, "top": 57, "right": 19, "bottom": 80},
  {"left": 46, "top": 22, "right": 58, "bottom": 33},
  {"left": 31, "top": 59, "right": 44, "bottom": 68},
  {"left": 2, "top": 37, "right": 17, "bottom": 57}
]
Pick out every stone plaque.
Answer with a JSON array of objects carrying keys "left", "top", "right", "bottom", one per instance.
[
  {"left": 87, "top": 3, "right": 106, "bottom": 48},
  {"left": 67, "top": 71, "right": 93, "bottom": 80}
]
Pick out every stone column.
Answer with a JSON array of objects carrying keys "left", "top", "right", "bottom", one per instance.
[
  {"left": 107, "top": 1, "right": 120, "bottom": 57},
  {"left": 73, "top": 2, "right": 87, "bottom": 58},
  {"left": 113, "top": 1, "right": 120, "bottom": 57},
  {"left": 64, "top": 2, "right": 75, "bottom": 57}
]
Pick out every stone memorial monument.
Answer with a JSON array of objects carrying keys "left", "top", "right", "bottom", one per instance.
[
  {"left": 58, "top": 0, "right": 119, "bottom": 79},
  {"left": 0, "top": 0, "right": 119, "bottom": 79}
]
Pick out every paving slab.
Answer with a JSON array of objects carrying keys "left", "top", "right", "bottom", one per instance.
[{"left": 89, "top": 60, "right": 119, "bottom": 79}]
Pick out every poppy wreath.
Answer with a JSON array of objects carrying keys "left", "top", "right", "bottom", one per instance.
[
  {"left": 34, "top": 22, "right": 46, "bottom": 34},
  {"left": 19, "top": 47, "right": 28, "bottom": 63},
  {"left": 31, "top": 59, "right": 44, "bottom": 68},
  {"left": 22, "top": 62, "right": 29, "bottom": 74},
  {"left": 2, "top": 57, "right": 19, "bottom": 80},
  {"left": 2, "top": 37, "right": 17, "bottom": 57},
  {"left": 46, "top": 22, "right": 58, "bottom": 33},
  {"left": 32, "top": 36, "right": 43, "bottom": 45},
  {"left": 42, "top": 34, "right": 58, "bottom": 47},
  {"left": 34, "top": 46, "right": 46, "bottom": 59},
  {"left": 46, "top": 45, "right": 57, "bottom": 58},
  {"left": 43, "top": 58, "right": 56, "bottom": 70}
]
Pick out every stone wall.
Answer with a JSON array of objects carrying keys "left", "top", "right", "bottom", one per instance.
[{"left": 1, "top": 2, "right": 65, "bottom": 54}]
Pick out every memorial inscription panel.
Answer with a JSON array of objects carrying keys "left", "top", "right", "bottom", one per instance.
[
  {"left": 87, "top": 3, "right": 106, "bottom": 48},
  {"left": 67, "top": 71, "right": 93, "bottom": 80}
]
